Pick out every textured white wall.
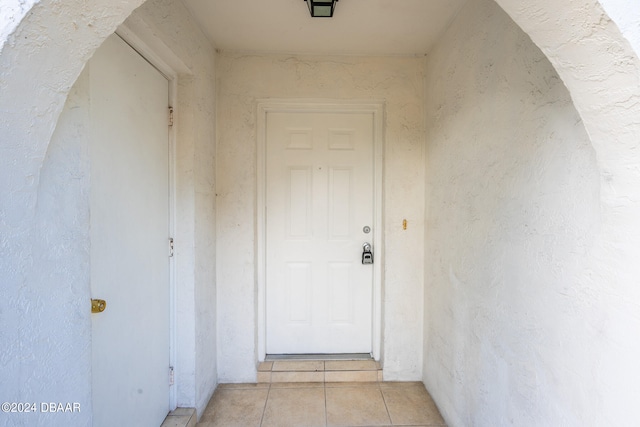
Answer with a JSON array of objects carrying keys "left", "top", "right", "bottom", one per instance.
[
  {"left": 490, "top": 0, "right": 640, "bottom": 422},
  {"left": 215, "top": 53, "right": 426, "bottom": 381},
  {"left": 6, "top": 60, "right": 95, "bottom": 427},
  {"left": 423, "top": 0, "right": 637, "bottom": 425}
]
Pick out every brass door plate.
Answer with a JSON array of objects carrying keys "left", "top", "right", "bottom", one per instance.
[{"left": 91, "top": 299, "right": 107, "bottom": 313}]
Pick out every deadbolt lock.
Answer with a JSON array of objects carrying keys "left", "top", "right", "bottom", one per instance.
[{"left": 91, "top": 299, "right": 107, "bottom": 313}]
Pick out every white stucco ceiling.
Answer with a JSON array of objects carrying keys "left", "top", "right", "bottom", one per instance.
[{"left": 182, "top": 0, "right": 468, "bottom": 55}]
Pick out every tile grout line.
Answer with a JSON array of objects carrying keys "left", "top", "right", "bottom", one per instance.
[
  {"left": 258, "top": 383, "right": 271, "bottom": 427},
  {"left": 378, "top": 381, "right": 394, "bottom": 426},
  {"left": 323, "top": 382, "right": 328, "bottom": 427},
  {"left": 324, "top": 361, "right": 327, "bottom": 383},
  {"left": 322, "top": 361, "right": 326, "bottom": 384}
]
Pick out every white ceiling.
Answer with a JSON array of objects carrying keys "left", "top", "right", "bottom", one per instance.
[{"left": 182, "top": 0, "right": 468, "bottom": 56}]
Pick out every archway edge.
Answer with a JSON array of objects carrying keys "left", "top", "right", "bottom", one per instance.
[
  {"left": 0, "top": 0, "right": 145, "bottom": 218},
  {"left": 0, "top": 0, "right": 146, "bottom": 302},
  {"left": 1, "top": 0, "right": 637, "bottom": 235},
  {"left": 1, "top": 0, "right": 637, "bottom": 234},
  {"left": 494, "top": 0, "right": 640, "bottom": 292},
  {"left": 494, "top": 0, "right": 640, "bottom": 164}
]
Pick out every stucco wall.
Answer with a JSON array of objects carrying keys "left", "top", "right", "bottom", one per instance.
[
  {"left": 216, "top": 53, "right": 426, "bottom": 381},
  {"left": 422, "top": 0, "right": 626, "bottom": 425},
  {"left": 6, "top": 57, "right": 95, "bottom": 427}
]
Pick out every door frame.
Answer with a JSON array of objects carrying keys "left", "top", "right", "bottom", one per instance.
[
  {"left": 257, "top": 99, "right": 385, "bottom": 362},
  {"left": 113, "top": 25, "right": 179, "bottom": 410}
]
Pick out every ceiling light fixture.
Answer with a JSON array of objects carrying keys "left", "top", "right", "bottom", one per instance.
[{"left": 304, "top": 0, "right": 338, "bottom": 18}]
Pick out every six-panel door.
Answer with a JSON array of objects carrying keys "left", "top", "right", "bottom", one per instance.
[{"left": 266, "top": 111, "right": 375, "bottom": 354}]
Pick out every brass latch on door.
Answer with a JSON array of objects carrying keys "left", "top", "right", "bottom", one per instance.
[{"left": 91, "top": 299, "right": 107, "bottom": 313}]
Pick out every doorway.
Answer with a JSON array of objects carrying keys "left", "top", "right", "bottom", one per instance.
[{"left": 257, "top": 101, "right": 384, "bottom": 359}]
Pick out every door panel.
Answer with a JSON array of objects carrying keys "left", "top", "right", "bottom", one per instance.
[
  {"left": 89, "top": 34, "right": 170, "bottom": 426},
  {"left": 266, "top": 111, "right": 374, "bottom": 354}
]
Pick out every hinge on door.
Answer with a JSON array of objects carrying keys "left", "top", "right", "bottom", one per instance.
[
  {"left": 168, "top": 107, "right": 174, "bottom": 127},
  {"left": 169, "top": 238, "right": 174, "bottom": 257},
  {"left": 169, "top": 366, "right": 175, "bottom": 386}
]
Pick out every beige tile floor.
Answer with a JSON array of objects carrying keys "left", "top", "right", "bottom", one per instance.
[{"left": 197, "top": 381, "right": 447, "bottom": 427}]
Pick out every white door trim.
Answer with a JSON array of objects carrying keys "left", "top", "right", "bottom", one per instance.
[
  {"left": 257, "top": 99, "right": 384, "bottom": 362},
  {"left": 115, "top": 25, "right": 179, "bottom": 410}
]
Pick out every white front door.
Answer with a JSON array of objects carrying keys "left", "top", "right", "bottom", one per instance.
[
  {"left": 265, "top": 111, "right": 375, "bottom": 354},
  {"left": 89, "top": 34, "right": 170, "bottom": 426}
]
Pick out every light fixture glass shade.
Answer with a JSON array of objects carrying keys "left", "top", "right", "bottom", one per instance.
[
  {"left": 305, "top": 0, "right": 338, "bottom": 18},
  {"left": 313, "top": 5, "right": 333, "bottom": 17}
]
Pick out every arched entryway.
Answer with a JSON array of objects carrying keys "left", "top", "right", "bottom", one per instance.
[{"left": 1, "top": 0, "right": 638, "bottom": 424}]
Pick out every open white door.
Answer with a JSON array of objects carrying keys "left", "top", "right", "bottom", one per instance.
[
  {"left": 265, "top": 111, "right": 375, "bottom": 354},
  {"left": 89, "top": 34, "right": 170, "bottom": 426}
]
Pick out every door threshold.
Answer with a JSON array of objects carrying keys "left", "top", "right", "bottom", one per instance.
[
  {"left": 258, "top": 355, "right": 383, "bottom": 383},
  {"left": 265, "top": 353, "right": 372, "bottom": 361}
]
